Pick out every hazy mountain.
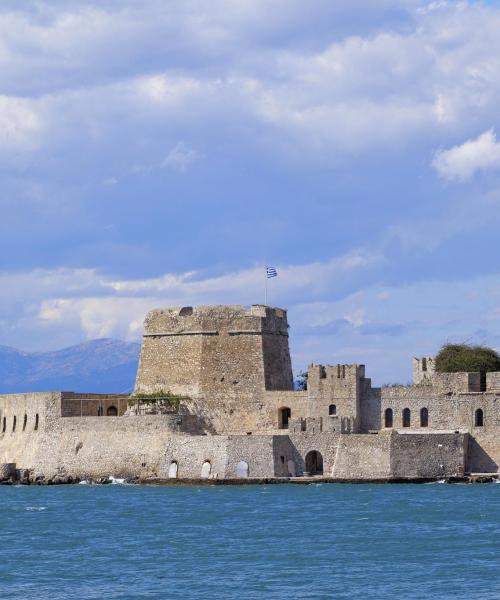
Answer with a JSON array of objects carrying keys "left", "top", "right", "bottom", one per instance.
[{"left": 0, "top": 339, "right": 141, "bottom": 394}]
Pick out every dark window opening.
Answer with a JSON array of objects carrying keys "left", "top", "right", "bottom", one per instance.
[
  {"left": 422, "top": 357, "right": 427, "bottom": 371},
  {"left": 384, "top": 408, "right": 393, "bottom": 428},
  {"left": 34, "top": 414, "right": 39, "bottom": 431},
  {"left": 23, "top": 414, "right": 27, "bottom": 431},
  {"left": 329, "top": 404, "right": 337, "bottom": 416},
  {"left": 280, "top": 456, "right": 285, "bottom": 464},
  {"left": 279, "top": 407, "right": 291, "bottom": 429},
  {"left": 403, "top": 408, "right": 411, "bottom": 428},
  {"left": 12, "top": 416, "right": 16, "bottom": 432},
  {"left": 2, "top": 417, "right": 5, "bottom": 433},
  {"left": 97, "top": 406, "right": 104, "bottom": 416},
  {"left": 475, "top": 408, "right": 484, "bottom": 427},
  {"left": 107, "top": 405, "right": 118, "bottom": 416},
  {"left": 420, "top": 407, "right": 429, "bottom": 428}
]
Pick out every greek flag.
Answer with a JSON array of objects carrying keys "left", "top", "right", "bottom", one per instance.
[{"left": 266, "top": 267, "right": 278, "bottom": 278}]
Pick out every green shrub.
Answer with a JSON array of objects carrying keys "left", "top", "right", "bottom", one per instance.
[{"left": 434, "top": 343, "right": 500, "bottom": 373}]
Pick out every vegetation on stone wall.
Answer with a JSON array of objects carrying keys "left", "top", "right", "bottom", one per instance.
[
  {"left": 434, "top": 343, "right": 500, "bottom": 373},
  {"left": 128, "top": 390, "right": 189, "bottom": 412}
]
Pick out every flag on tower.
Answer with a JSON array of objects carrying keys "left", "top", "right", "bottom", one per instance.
[{"left": 266, "top": 267, "right": 278, "bottom": 278}]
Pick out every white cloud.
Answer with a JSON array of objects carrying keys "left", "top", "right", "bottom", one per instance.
[
  {"left": 0, "top": 251, "right": 379, "bottom": 349},
  {"left": 432, "top": 129, "right": 500, "bottom": 181},
  {"left": 0, "top": 95, "right": 41, "bottom": 154},
  {"left": 161, "top": 142, "right": 198, "bottom": 172}
]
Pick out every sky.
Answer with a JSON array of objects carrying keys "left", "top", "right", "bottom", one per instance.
[{"left": 2, "top": 0, "right": 500, "bottom": 384}]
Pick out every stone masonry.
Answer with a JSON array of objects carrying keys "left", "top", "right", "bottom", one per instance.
[{"left": 0, "top": 304, "right": 498, "bottom": 482}]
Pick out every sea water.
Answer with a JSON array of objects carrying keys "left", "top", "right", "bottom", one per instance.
[{"left": 1, "top": 482, "right": 500, "bottom": 599}]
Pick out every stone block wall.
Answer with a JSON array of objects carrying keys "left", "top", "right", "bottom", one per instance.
[
  {"left": 413, "top": 357, "right": 435, "bottom": 384},
  {"left": 332, "top": 432, "right": 392, "bottom": 479},
  {"left": 486, "top": 372, "right": 500, "bottom": 391},
  {"left": 306, "top": 363, "right": 366, "bottom": 431},
  {"left": 134, "top": 304, "right": 293, "bottom": 398},
  {"left": 390, "top": 431, "right": 467, "bottom": 479}
]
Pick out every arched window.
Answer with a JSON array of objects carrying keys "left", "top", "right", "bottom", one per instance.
[
  {"left": 201, "top": 461, "right": 211, "bottom": 479},
  {"left": 34, "top": 414, "right": 39, "bottom": 431},
  {"left": 97, "top": 406, "right": 104, "bottom": 416},
  {"left": 420, "top": 407, "right": 429, "bottom": 428},
  {"left": 475, "top": 408, "right": 484, "bottom": 427},
  {"left": 384, "top": 408, "right": 393, "bottom": 428},
  {"left": 279, "top": 407, "right": 291, "bottom": 429},
  {"left": 329, "top": 404, "right": 337, "bottom": 416},
  {"left": 107, "top": 406, "right": 118, "bottom": 416},
  {"left": 2, "top": 416, "right": 6, "bottom": 433},
  {"left": 402, "top": 408, "right": 411, "bottom": 428},
  {"left": 23, "top": 414, "right": 27, "bottom": 431},
  {"left": 12, "top": 416, "right": 16, "bottom": 432}
]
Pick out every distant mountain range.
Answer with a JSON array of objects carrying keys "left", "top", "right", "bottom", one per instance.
[{"left": 0, "top": 339, "right": 141, "bottom": 394}]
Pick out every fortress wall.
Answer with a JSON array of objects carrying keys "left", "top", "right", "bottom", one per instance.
[
  {"left": 467, "top": 432, "right": 500, "bottom": 473},
  {"left": 360, "top": 388, "right": 381, "bottom": 432},
  {"left": 486, "top": 372, "right": 500, "bottom": 390},
  {"left": 135, "top": 330, "right": 203, "bottom": 397},
  {"left": 61, "top": 396, "right": 128, "bottom": 417},
  {"left": 331, "top": 432, "right": 392, "bottom": 480},
  {"left": 381, "top": 387, "right": 500, "bottom": 432},
  {"left": 226, "top": 435, "right": 291, "bottom": 478},
  {"left": 390, "top": 432, "right": 467, "bottom": 479},
  {"left": 0, "top": 393, "right": 61, "bottom": 467},
  {"left": 288, "top": 432, "right": 340, "bottom": 476},
  {"left": 262, "top": 390, "right": 308, "bottom": 430}
]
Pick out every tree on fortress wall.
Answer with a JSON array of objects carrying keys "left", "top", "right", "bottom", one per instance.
[{"left": 434, "top": 343, "right": 500, "bottom": 374}]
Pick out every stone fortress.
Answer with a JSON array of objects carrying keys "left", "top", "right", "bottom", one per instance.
[{"left": 1, "top": 304, "right": 499, "bottom": 483}]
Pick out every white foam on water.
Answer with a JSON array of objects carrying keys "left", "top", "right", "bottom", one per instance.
[
  {"left": 25, "top": 506, "right": 47, "bottom": 511},
  {"left": 109, "top": 476, "right": 127, "bottom": 485}
]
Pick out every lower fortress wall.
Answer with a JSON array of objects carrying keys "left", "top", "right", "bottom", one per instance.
[{"left": 0, "top": 415, "right": 470, "bottom": 481}]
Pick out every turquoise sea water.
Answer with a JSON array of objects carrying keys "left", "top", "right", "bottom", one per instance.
[{"left": 1, "top": 483, "right": 500, "bottom": 599}]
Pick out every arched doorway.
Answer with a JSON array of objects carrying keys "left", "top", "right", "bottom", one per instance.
[
  {"left": 201, "top": 461, "right": 211, "bottom": 479},
  {"left": 236, "top": 461, "right": 249, "bottom": 478},
  {"left": 168, "top": 461, "right": 178, "bottom": 479},
  {"left": 279, "top": 407, "right": 291, "bottom": 429},
  {"left": 107, "top": 406, "right": 118, "bottom": 416},
  {"left": 305, "top": 451, "right": 323, "bottom": 476}
]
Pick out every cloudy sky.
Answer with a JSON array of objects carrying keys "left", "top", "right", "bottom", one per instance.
[{"left": 2, "top": 0, "right": 500, "bottom": 384}]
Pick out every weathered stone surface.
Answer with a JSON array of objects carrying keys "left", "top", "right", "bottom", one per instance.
[{"left": 0, "top": 306, "right": 499, "bottom": 482}]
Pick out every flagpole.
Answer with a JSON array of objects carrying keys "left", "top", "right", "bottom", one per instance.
[{"left": 264, "top": 266, "right": 268, "bottom": 305}]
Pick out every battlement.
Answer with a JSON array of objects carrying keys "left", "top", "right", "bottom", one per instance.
[{"left": 307, "top": 363, "right": 366, "bottom": 388}]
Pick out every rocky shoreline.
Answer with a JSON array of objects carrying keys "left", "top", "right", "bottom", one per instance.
[{"left": 1, "top": 465, "right": 498, "bottom": 487}]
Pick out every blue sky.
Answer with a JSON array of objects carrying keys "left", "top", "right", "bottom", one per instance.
[{"left": 2, "top": 0, "right": 500, "bottom": 384}]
